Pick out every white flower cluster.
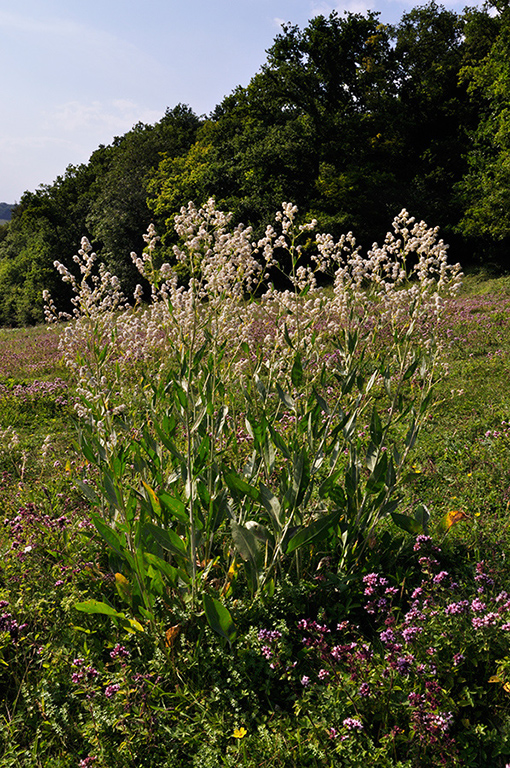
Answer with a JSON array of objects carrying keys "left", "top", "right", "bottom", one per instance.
[
  {"left": 43, "top": 200, "right": 462, "bottom": 423},
  {"left": 0, "top": 425, "right": 20, "bottom": 453}
]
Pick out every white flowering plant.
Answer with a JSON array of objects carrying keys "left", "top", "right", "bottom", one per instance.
[{"left": 44, "top": 199, "right": 462, "bottom": 641}]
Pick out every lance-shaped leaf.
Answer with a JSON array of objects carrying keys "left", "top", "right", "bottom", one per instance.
[
  {"left": 403, "top": 356, "right": 421, "bottom": 381},
  {"left": 224, "top": 471, "right": 260, "bottom": 501},
  {"left": 291, "top": 353, "right": 304, "bottom": 387},
  {"left": 390, "top": 512, "right": 423, "bottom": 535},
  {"left": 75, "top": 477, "right": 100, "bottom": 508},
  {"left": 143, "top": 522, "right": 188, "bottom": 559},
  {"left": 92, "top": 514, "right": 129, "bottom": 562},
  {"left": 231, "top": 521, "right": 263, "bottom": 570},
  {"left": 369, "top": 407, "right": 383, "bottom": 445},
  {"left": 159, "top": 491, "right": 188, "bottom": 525},
  {"left": 286, "top": 509, "right": 341, "bottom": 554},
  {"left": 259, "top": 483, "right": 284, "bottom": 530},
  {"left": 203, "top": 594, "right": 237, "bottom": 644},
  {"left": 142, "top": 481, "right": 162, "bottom": 518},
  {"left": 275, "top": 382, "right": 295, "bottom": 410},
  {"left": 75, "top": 600, "right": 126, "bottom": 619},
  {"left": 268, "top": 424, "right": 291, "bottom": 459},
  {"left": 366, "top": 452, "right": 388, "bottom": 495},
  {"left": 414, "top": 503, "right": 430, "bottom": 533}
]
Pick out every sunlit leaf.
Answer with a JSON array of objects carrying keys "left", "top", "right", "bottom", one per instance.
[{"left": 74, "top": 600, "right": 125, "bottom": 619}]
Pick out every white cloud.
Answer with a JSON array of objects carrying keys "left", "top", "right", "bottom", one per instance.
[{"left": 46, "top": 100, "right": 162, "bottom": 136}]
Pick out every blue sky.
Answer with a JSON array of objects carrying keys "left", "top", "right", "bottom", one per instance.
[{"left": 1, "top": 0, "right": 477, "bottom": 203}]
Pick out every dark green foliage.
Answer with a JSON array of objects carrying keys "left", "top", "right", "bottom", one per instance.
[
  {"left": 455, "top": 5, "right": 510, "bottom": 266},
  {"left": 0, "top": 150, "right": 112, "bottom": 325}
]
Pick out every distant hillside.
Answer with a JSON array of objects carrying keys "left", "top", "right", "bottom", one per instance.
[{"left": 0, "top": 203, "right": 13, "bottom": 223}]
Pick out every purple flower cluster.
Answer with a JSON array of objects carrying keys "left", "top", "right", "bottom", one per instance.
[
  {"left": 256, "top": 627, "right": 294, "bottom": 672},
  {"left": 0, "top": 601, "right": 27, "bottom": 642},
  {"left": 110, "top": 643, "right": 130, "bottom": 660},
  {"left": 104, "top": 683, "right": 121, "bottom": 698},
  {"left": 474, "top": 560, "right": 495, "bottom": 589},
  {"left": 362, "top": 573, "right": 398, "bottom": 615},
  {"left": 3, "top": 502, "right": 69, "bottom": 557},
  {"left": 71, "top": 658, "right": 99, "bottom": 685},
  {"left": 252, "top": 532, "right": 510, "bottom": 764},
  {"left": 445, "top": 600, "right": 469, "bottom": 615},
  {"left": 343, "top": 717, "right": 363, "bottom": 731},
  {"left": 0, "top": 378, "right": 69, "bottom": 408},
  {"left": 78, "top": 757, "right": 97, "bottom": 768}
]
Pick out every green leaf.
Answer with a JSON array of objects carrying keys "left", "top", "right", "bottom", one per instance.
[
  {"left": 275, "top": 382, "right": 295, "bottom": 410},
  {"left": 366, "top": 452, "right": 388, "bottom": 495},
  {"left": 390, "top": 512, "right": 423, "bottom": 535},
  {"left": 268, "top": 424, "right": 291, "bottom": 459},
  {"left": 259, "top": 483, "right": 284, "bottom": 530},
  {"left": 283, "top": 323, "right": 294, "bottom": 349},
  {"left": 414, "top": 503, "right": 430, "bottom": 533},
  {"left": 254, "top": 373, "right": 267, "bottom": 401},
  {"left": 369, "top": 408, "right": 383, "bottom": 445},
  {"left": 311, "top": 387, "right": 329, "bottom": 417},
  {"left": 102, "top": 471, "right": 120, "bottom": 511},
  {"left": 366, "top": 443, "right": 378, "bottom": 473},
  {"left": 287, "top": 509, "right": 340, "bottom": 554},
  {"left": 403, "top": 356, "right": 421, "bottom": 380},
  {"left": 153, "top": 422, "right": 183, "bottom": 460},
  {"left": 143, "top": 522, "right": 188, "bottom": 558},
  {"left": 246, "top": 520, "right": 274, "bottom": 548},
  {"left": 231, "top": 521, "right": 262, "bottom": 568},
  {"left": 79, "top": 436, "right": 98, "bottom": 466},
  {"left": 214, "top": 405, "right": 229, "bottom": 436},
  {"left": 76, "top": 479, "right": 100, "bottom": 506},
  {"left": 319, "top": 471, "right": 345, "bottom": 503},
  {"left": 261, "top": 435, "right": 276, "bottom": 475},
  {"left": 92, "top": 514, "right": 126, "bottom": 559},
  {"left": 74, "top": 600, "right": 125, "bottom": 619},
  {"left": 382, "top": 367, "right": 392, "bottom": 397},
  {"left": 286, "top": 447, "right": 310, "bottom": 509},
  {"left": 291, "top": 353, "right": 304, "bottom": 387},
  {"left": 419, "top": 389, "right": 434, "bottom": 415},
  {"left": 203, "top": 594, "right": 237, "bottom": 644},
  {"left": 405, "top": 420, "right": 418, "bottom": 450},
  {"left": 144, "top": 552, "right": 179, "bottom": 585},
  {"left": 159, "top": 492, "right": 188, "bottom": 525},
  {"left": 224, "top": 471, "right": 260, "bottom": 501},
  {"left": 142, "top": 481, "right": 162, "bottom": 517},
  {"left": 343, "top": 411, "right": 357, "bottom": 442}
]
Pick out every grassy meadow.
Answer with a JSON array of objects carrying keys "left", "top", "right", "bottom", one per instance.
[{"left": 2, "top": 207, "right": 510, "bottom": 767}]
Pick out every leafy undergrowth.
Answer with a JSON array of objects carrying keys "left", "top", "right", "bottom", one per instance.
[{"left": 1, "top": 272, "right": 510, "bottom": 766}]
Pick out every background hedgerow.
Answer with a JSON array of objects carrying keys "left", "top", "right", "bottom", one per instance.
[{"left": 0, "top": 202, "right": 509, "bottom": 766}]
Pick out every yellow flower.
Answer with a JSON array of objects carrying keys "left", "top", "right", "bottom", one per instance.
[{"left": 233, "top": 727, "right": 247, "bottom": 739}]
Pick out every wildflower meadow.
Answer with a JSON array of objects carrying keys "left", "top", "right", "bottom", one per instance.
[{"left": 1, "top": 200, "right": 510, "bottom": 766}]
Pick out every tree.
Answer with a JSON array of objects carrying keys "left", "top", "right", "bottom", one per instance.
[
  {"left": 455, "top": 4, "right": 510, "bottom": 265},
  {"left": 148, "top": 12, "right": 400, "bottom": 247},
  {"left": 0, "top": 150, "right": 112, "bottom": 325},
  {"left": 387, "top": 3, "right": 473, "bottom": 245}
]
